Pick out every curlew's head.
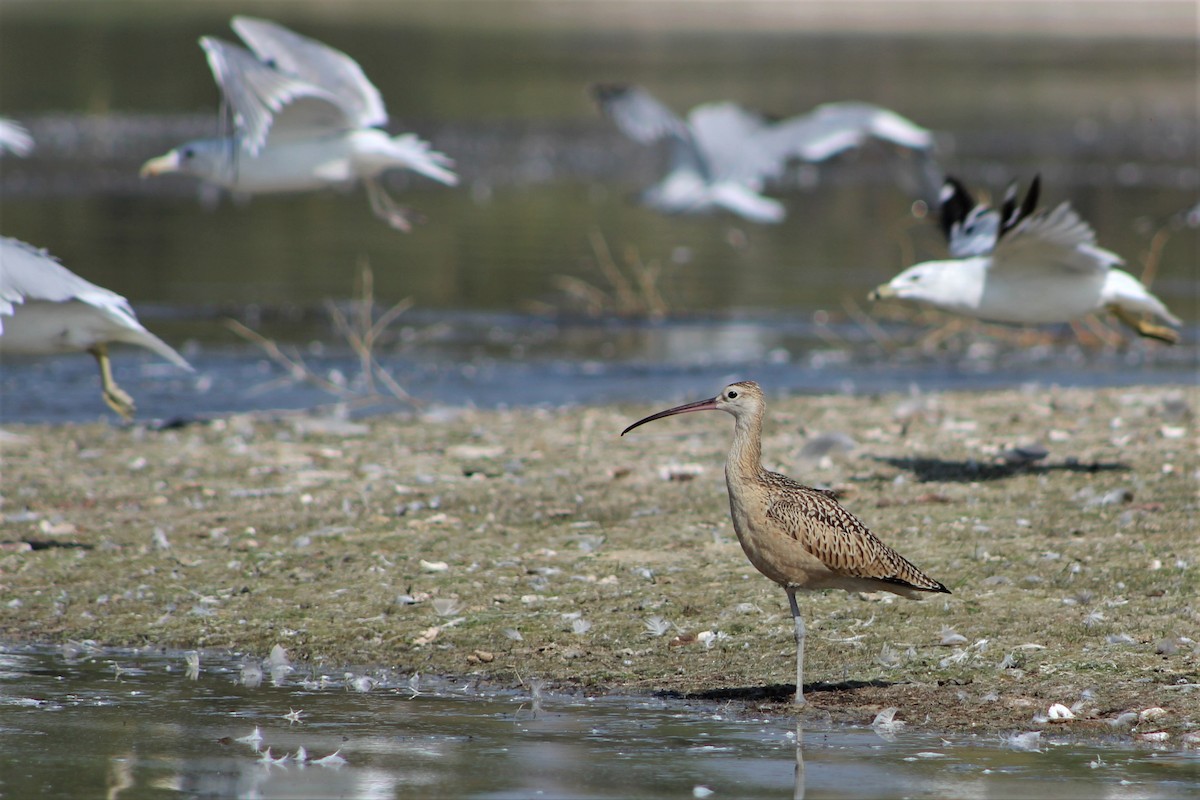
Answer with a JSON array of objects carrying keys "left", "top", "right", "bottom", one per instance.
[{"left": 622, "top": 380, "right": 764, "bottom": 436}]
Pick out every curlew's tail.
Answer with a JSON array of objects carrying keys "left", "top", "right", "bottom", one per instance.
[{"left": 879, "top": 574, "right": 951, "bottom": 599}]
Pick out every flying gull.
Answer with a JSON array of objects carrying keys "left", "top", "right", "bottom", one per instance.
[
  {"left": 871, "top": 176, "right": 1181, "bottom": 343},
  {"left": 0, "top": 236, "right": 193, "bottom": 419},
  {"left": 141, "top": 16, "right": 457, "bottom": 231},
  {"left": 591, "top": 84, "right": 934, "bottom": 223}
]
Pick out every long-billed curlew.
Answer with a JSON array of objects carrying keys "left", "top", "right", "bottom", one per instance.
[
  {"left": 0, "top": 236, "right": 193, "bottom": 419},
  {"left": 870, "top": 175, "right": 1181, "bottom": 343},
  {"left": 622, "top": 380, "right": 949, "bottom": 705}
]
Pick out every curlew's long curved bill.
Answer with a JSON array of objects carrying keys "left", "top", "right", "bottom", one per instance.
[{"left": 621, "top": 396, "right": 719, "bottom": 436}]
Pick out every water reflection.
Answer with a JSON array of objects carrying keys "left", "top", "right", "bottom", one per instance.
[
  {"left": 795, "top": 718, "right": 807, "bottom": 800},
  {"left": 1, "top": 644, "right": 1197, "bottom": 800}
]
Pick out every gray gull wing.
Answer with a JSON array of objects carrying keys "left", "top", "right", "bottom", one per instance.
[
  {"left": 592, "top": 84, "right": 689, "bottom": 144},
  {"left": 201, "top": 36, "right": 351, "bottom": 155},
  {"left": 765, "top": 102, "right": 933, "bottom": 163},
  {"left": 687, "top": 102, "right": 779, "bottom": 183},
  {"left": 231, "top": 16, "right": 387, "bottom": 129},
  {"left": 991, "top": 202, "right": 1121, "bottom": 276},
  {"left": 0, "top": 236, "right": 192, "bottom": 369},
  {"left": 694, "top": 101, "right": 932, "bottom": 185}
]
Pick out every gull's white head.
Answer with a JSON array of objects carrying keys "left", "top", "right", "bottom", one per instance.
[
  {"left": 870, "top": 260, "right": 983, "bottom": 316},
  {"left": 140, "top": 139, "right": 231, "bottom": 183}
]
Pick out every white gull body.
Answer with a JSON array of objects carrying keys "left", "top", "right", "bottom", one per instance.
[
  {"left": 592, "top": 84, "right": 933, "bottom": 223},
  {"left": 0, "top": 236, "right": 192, "bottom": 418},
  {"left": 872, "top": 178, "right": 1181, "bottom": 343},
  {"left": 141, "top": 16, "right": 457, "bottom": 230}
]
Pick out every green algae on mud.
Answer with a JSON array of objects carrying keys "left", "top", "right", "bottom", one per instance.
[{"left": 1, "top": 385, "right": 1196, "bottom": 741}]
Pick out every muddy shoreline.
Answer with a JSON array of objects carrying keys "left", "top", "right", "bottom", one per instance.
[{"left": 1, "top": 384, "right": 1196, "bottom": 743}]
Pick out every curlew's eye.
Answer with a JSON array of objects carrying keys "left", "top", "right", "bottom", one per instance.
[
  {"left": 182, "top": 147, "right": 195, "bottom": 159},
  {"left": 727, "top": 390, "right": 738, "bottom": 399}
]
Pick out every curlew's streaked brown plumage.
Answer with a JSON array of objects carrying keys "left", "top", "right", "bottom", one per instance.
[{"left": 622, "top": 380, "right": 949, "bottom": 705}]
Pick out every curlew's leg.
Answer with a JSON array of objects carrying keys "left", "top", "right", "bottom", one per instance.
[
  {"left": 89, "top": 345, "right": 136, "bottom": 420},
  {"left": 787, "top": 588, "right": 807, "bottom": 706},
  {"left": 365, "top": 179, "right": 419, "bottom": 232},
  {"left": 1108, "top": 305, "right": 1179, "bottom": 344}
]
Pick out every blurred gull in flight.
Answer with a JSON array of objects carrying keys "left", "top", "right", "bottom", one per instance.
[
  {"left": 0, "top": 117, "right": 33, "bottom": 157},
  {"left": 871, "top": 176, "right": 1181, "bottom": 343},
  {"left": 0, "top": 236, "right": 193, "bottom": 419},
  {"left": 591, "top": 84, "right": 934, "bottom": 223},
  {"left": 141, "top": 16, "right": 457, "bottom": 231}
]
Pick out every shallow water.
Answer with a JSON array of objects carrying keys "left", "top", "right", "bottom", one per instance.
[
  {"left": 1, "top": 643, "right": 1196, "bottom": 800},
  {"left": 1, "top": 313, "right": 1196, "bottom": 425}
]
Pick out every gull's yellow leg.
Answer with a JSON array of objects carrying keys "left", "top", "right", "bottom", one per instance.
[
  {"left": 90, "top": 344, "right": 136, "bottom": 419},
  {"left": 1108, "top": 305, "right": 1179, "bottom": 345}
]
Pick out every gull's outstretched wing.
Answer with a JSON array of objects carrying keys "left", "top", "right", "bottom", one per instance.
[
  {"left": 201, "top": 36, "right": 350, "bottom": 154},
  {"left": 992, "top": 202, "right": 1121, "bottom": 275},
  {"left": 687, "top": 102, "right": 777, "bottom": 182},
  {"left": 997, "top": 175, "right": 1040, "bottom": 238},
  {"left": 0, "top": 237, "right": 127, "bottom": 320},
  {"left": 0, "top": 237, "right": 192, "bottom": 368},
  {"left": 696, "top": 101, "right": 933, "bottom": 185},
  {"left": 592, "top": 84, "right": 688, "bottom": 144},
  {"left": 938, "top": 177, "right": 976, "bottom": 241},
  {"left": 231, "top": 16, "right": 387, "bottom": 129},
  {"left": 0, "top": 117, "right": 33, "bottom": 157},
  {"left": 939, "top": 178, "right": 1001, "bottom": 258},
  {"left": 766, "top": 102, "right": 933, "bottom": 163},
  {"left": 593, "top": 84, "right": 706, "bottom": 181}
]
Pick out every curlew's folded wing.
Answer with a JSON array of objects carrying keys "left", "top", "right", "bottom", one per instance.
[
  {"left": 763, "top": 473, "right": 947, "bottom": 592},
  {"left": 201, "top": 36, "right": 351, "bottom": 155},
  {"left": 231, "top": 16, "right": 387, "bottom": 130},
  {"left": 991, "top": 202, "right": 1122, "bottom": 275}
]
